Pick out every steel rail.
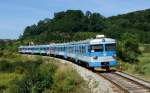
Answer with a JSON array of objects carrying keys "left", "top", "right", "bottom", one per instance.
[{"left": 98, "top": 71, "right": 150, "bottom": 93}]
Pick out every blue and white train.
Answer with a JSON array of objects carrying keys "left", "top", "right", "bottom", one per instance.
[{"left": 18, "top": 35, "right": 117, "bottom": 70}]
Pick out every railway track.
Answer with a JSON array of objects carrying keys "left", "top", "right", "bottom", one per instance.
[{"left": 98, "top": 71, "right": 150, "bottom": 93}]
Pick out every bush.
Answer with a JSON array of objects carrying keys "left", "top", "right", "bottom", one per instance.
[
  {"left": 0, "top": 60, "right": 13, "bottom": 72},
  {"left": 117, "top": 33, "right": 141, "bottom": 63},
  {"left": 0, "top": 85, "right": 7, "bottom": 93},
  {"left": 1, "top": 56, "right": 89, "bottom": 93},
  {"left": 8, "top": 63, "right": 55, "bottom": 93},
  {"left": 50, "top": 66, "right": 83, "bottom": 93},
  {"left": 141, "top": 63, "right": 150, "bottom": 75},
  {"left": 0, "top": 58, "right": 42, "bottom": 73},
  {"left": 14, "top": 66, "right": 25, "bottom": 74},
  {"left": 0, "top": 52, "right": 4, "bottom": 57},
  {"left": 23, "top": 72, "right": 52, "bottom": 93}
]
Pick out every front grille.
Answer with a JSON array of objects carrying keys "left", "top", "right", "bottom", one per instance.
[{"left": 101, "top": 62, "right": 109, "bottom": 66}]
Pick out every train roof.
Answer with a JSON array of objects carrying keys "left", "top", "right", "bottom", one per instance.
[
  {"left": 49, "top": 38, "right": 116, "bottom": 46},
  {"left": 19, "top": 45, "right": 49, "bottom": 48},
  {"left": 66, "top": 38, "right": 116, "bottom": 45},
  {"left": 89, "top": 38, "right": 116, "bottom": 45},
  {"left": 19, "top": 37, "right": 116, "bottom": 48}
]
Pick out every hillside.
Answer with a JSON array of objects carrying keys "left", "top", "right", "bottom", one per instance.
[
  {"left": 106, "top": 9, "right": 150, "bottom": 43},
  {"left": 20, "top": 9, "right": 150, "bottom": 44}
]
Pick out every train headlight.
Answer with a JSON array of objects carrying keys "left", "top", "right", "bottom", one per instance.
[
  {"left": 112, "top": 54, "right": 117, "bottom": 59},
  {"left": 91, "top": 50, "right": 94, "bottom": 52},
  {"left": 93, "top": 56, "right": 98, "bottom": 60}
]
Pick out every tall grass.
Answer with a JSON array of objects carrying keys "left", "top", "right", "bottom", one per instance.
[
  {"left": 0, "top": 53, "right": 90, "bottom": 93},
  {"left": 44, "top": 64, "right": 90, "bottom": 93}
]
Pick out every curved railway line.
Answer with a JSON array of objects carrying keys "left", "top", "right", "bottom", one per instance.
[{"left": 98, "top": 71, "right": 150, "bottom": 93}]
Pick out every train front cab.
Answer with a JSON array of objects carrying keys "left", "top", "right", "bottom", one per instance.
[{"left": 88, "top": 43, "right": 117, "bottom": 70}]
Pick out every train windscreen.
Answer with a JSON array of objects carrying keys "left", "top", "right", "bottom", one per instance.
[
  {"left": 105, "top": 43, "right": 116, "bottom": 51},
  {"left": 89, "top": 44, "right": 103, "bottom": 52}
]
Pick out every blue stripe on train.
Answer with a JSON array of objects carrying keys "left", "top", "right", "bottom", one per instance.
[
  {"left": 85, "top": 51, "right": 116, "bottom": 57},
  {"left": 88, "top": 61, "right": 117, "bottom": 67}
]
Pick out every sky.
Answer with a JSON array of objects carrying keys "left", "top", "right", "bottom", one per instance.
[{"left": 0, "top": 0, "right": 150, "bottom": 39}]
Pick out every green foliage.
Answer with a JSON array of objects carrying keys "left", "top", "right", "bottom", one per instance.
[
  {"left": 0, "top": 60, "right": 13, "bottom": 72},
  {"left": 0, "top": 39, "right": 19, "bottom": 52},
  {"left": 139, "top": 44, "right": 150, "bottom": 53},
  {"left": 122, "top": 60, "right": 150, "bottom": 81},
  {"left": 140, "top": 62, "right": 150, "bottom": 75},
  {"left": 73, "top": 32, "right": 97, "bottom": 41},
  {"left": 7, "top": 61, "right": 88, "bottom": 93},
  {"left": 0, "top": 72, "right": 23, "bottom": 93},
  {"left": 0, "top": 57, "right": 42, "bottom": 73},
  {"left": 5, "top": 59, "right": 52, "bottom": 93},
  {"left": 107, "top": 9, "right": 150, "bottom": 43},
  {"left": 20, "top": 10, "right": 106, "bottom": 44},
  {"left": 118, "top": 51, "right": 150, "bottom": 81},
  {"left": 20, "top": 9, "right": 150, "bottom": 44},
  {"left": 0, "top": 52, "right": 4, "bottom": 57},
  {"left": 0, "top": 54, "right": 89, "bottom": 93},
  {"left": 0, "top": 85, "right": 6, "bottom": 93},
  {"left": 9, "top": 68, "right": 53, "bottom": 93},
  {"left": 44, "top": 66, "right": 87, "bottom": 93},
  {"left": 117, "top": 33, "right": 141, "bottom": 63}
]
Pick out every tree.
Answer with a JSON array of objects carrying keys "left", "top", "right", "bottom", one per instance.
[
  {"left": 20, "top": 9, "right": 150, "bottom": 44},
  {"left": 117, "top": 33, "right": 141, "bottom": 63}
]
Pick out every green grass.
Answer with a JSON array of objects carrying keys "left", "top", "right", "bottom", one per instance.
[
  {"left": 138, "top": 53, "right": 150, "bottom": 62},
  {"left": 139, "top": 44, "right": 150, "bottom": 53},
  {"left": 0, "top": 72, "right": 23, "bottom": 89}
]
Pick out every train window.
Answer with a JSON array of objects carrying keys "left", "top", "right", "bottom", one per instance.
[
  {"left": 89, "top": 44, "right": 103, "bottom": 52},
  {"left": 63, "top": 47, "right": 65, "bottom": 51},
  {"left": 82, "top": 46, "right": 85, "bottom": 54},
  {"left": 82, "top": 46, "right": 85, "bottom": 53},
  {"left": 79, "top": 46, "right": 82, "bottom": 53},
  {"left": 105, "top": 44, "right": 116, "bottom": 51},
  {"left": 47, "top": 47, "right": 49, "bottom": 50},
  {"left": 43, "top": 48, "right": 46, "bottom": 50}
]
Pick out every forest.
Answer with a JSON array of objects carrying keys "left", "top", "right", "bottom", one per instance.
[{"left": 20, "top": 9, "right": 150, "bottom": 44}]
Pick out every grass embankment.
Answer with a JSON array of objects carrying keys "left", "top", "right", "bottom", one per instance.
[
  {"left": 0, "top": 52, "right": 90, "bottom": 93},
  {"left": 118, "top": 44, "right": 150, "bottom": 81}
]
